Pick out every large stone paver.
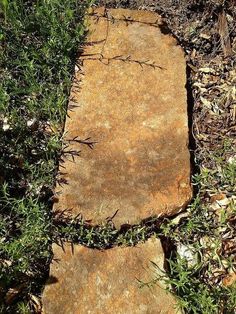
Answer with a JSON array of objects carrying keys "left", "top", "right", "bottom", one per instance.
[
  {"left": 54, "top": 8, "right": 192, "bottom": 227},
  {"left": 42, "top": 238, "right": 180, "bottom": 314}
]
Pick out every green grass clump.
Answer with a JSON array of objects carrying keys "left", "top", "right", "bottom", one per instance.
[
  {"left": 0, "top": 0, "right": 92, "bottom": 312},
  {"left": 161, "top": 257, "right": 236, "bottom": 314}
]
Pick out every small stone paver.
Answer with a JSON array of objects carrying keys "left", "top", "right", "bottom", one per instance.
[
  {"left": 42, "top": 237, "right": 180, "bottom": 314},
  {"left": 54, "top": 8, "right": 192, "bottom": 228}
]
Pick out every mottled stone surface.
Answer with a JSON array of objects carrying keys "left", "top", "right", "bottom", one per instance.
[
  {"left": 42, "top": 238, "right": 180, "bottom": 314},
  {"left": 54, "top": 8, "right": 192, "bottom": 227}
]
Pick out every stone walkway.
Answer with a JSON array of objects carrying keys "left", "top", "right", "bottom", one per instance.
[{"left": 42, "top": 7, "right": 191, "bottom": 313}]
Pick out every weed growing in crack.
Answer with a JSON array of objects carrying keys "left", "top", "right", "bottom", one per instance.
[{"left": 52, "top": 214, "right": 160, "bottom": 249}]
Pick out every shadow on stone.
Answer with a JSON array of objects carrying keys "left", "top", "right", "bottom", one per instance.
[{"left": 45, "top": 275, "right": 59, "bottom": 285}]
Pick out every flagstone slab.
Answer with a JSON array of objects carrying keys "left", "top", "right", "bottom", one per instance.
[
  {"left": 42, "top": 237, "right": 180, "bottom": 314},
  {"left": 54, "top": 8, "right": 192, "bottom": 227}
]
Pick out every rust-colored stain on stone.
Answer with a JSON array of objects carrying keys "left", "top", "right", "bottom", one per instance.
[
  {"left": 42, "top": 238, "right": 180, "bottom": 314},
  {"left": 55, "top": 8, "right": 192, "bottom": 227}
]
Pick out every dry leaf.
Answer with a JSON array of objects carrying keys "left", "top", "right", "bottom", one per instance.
[
  {"left": 210, "top": 193, "right": 226, "bottom": 203},
  {"left": 218, "top": 10, "right": 232, "bottom": 57},
  {"left": 222, "top": 272, "right": 236, "bottom": 287},
  {"left": 5, "top": 284, "right": 26, "bottom": 304},
  {"left": 29, "top": 294, "right": 42, "bottom": 313},
  {"left": 199, "top": 67, "right": 215, "bottom": 74},
  {"left": 200, "top": 33, "right": 211, "bottom": 40}
]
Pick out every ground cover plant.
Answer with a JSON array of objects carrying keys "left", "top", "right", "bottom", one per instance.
[
  {"left": 0, "top": 0, "right": 235, "bottom": 313},
  {"left": 0, "top": 0, "right": 92, "bottom": 312}
]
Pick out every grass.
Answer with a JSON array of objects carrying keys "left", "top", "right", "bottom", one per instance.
[
  {"left": 0, "top": 0, "right": 92, "bottom": 312},
  {"left": 0, "top": 0, "right": 235, "bottom": 313}
]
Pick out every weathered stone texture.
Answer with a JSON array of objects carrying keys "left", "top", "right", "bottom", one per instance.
[
  {"left": 54, "top": 8, "right": 192, "bottom": 227},
  {"left": 42, "top": 238, "right": 180, "bottom": 314}
]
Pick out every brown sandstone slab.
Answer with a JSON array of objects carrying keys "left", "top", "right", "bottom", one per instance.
[
  {"left": 55, "top": 8, "right": 192, "bottom": 227},
  {"left": 42, "top": 237, "right": 180, "bottom": 314}
]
